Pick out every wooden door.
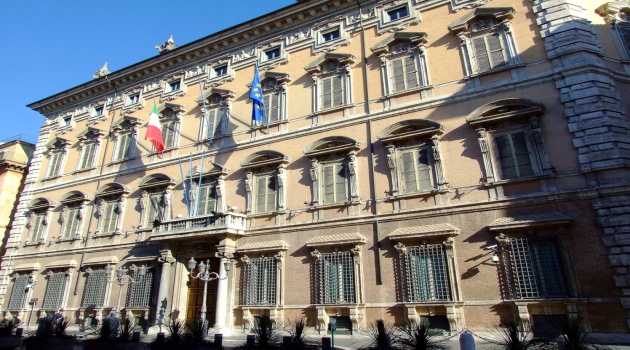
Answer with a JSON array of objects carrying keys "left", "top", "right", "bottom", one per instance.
[{"left": 186, "top": 258, "right": 218, "bottom": 324}]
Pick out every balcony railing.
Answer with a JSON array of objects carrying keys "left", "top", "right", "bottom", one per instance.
[{"left": 154, "top": 212, "right": 247, "bottom": 236}]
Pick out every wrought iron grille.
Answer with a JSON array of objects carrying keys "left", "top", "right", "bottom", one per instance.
[
  {"left": 42, "top": 271, "right": 67, "bottom": 309},
  {"left": 81, "top": 268, "right": 107, "bottom": 308},
  {"left": 7, "top": 274, "right": 29, "bottom": 309},
  {"left": 314, "top": 251, "right": 355, "bottom": 304},
  {"left": 243, "top": 256, "right": 276, "bottom": 306},
  {"left": 508, "top": 237, "right": 567, "bottom": 299},
  {"left": 126, "top": 268, "right": 154, "bottom": 307},
  {"left": 401, "top": 244, "right": 450, "bottom": 302}
]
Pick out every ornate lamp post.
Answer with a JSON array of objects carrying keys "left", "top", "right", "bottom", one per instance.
[
  {"left": 187, "top": 257, "right": 232, "bottom": 322},
  {"left": 105, "top": 265, "right": 146, "bottom": 318}
]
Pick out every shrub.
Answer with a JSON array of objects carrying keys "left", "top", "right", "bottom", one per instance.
[
  {"left": 398, "top": 319, "right": 448, "bottom": 350},
  {"left": 0, "top": 318, "right": 19, "bottom": 336}
]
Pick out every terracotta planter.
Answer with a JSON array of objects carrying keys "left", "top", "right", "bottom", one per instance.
[{"left": 0, "top": 335, "right": 22, "bottom": 350}]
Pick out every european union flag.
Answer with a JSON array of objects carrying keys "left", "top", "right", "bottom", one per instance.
[{"left": 249, "top": 63, "right": 266, "bottom": 124}]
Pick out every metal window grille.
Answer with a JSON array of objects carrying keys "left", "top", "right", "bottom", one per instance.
[
  {"left": 401, "top": 244, "right": 450, "bottom": 302},
  {"left": 7, "top": 274, "right": 29, "bottom": 309},
  {"left": 508, "top": 237, "right": 567, "bottom": 299},
  {"left": 315, "top": 251, "right": 355, "bottom": 304},
  {"left": 243, "top": 257, "right": 277, "bottom": 306},
  {"left": 81, "top": 268, "right": 107, "bottom": 308},
  {"left": 126, "top": 268, "right": 154, "bottom": 307},
  {"left": 42, "top": 271, "right": 67, "bottom": 309}
]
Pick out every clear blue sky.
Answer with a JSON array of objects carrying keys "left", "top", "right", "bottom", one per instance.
[{"left": 0, "top": 0, "right": 295, "bottom": 142}]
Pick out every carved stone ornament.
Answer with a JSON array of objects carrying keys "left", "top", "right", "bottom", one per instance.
[
  {"left": 93, "top": 62, "right": 110, "bottom": 79},
  {"left": 240, "top": 255, "right": 250, "bottom": 265},
  {"left": 156, "top": 35, "right": 178, "bottom": 54},
  {"left": 311, "top": 249, "right": 321, "bottom": 260},
  {"left": 158, "top": 256, "right": 176, "bottom": 265},
  {"left": 395, "top": 241, "right": 406, "bottom": 255}
]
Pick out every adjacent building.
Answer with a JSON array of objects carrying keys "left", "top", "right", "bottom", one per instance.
[{"left": 2, "top": 0, "right": 630, "bottom": 336}]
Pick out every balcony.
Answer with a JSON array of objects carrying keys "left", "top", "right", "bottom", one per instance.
[{"left": 152, "top": 212, "right": 247, "bottom": 240}]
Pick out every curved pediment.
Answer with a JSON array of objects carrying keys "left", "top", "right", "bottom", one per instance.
[
  {"left": 76, "top": 127, "right": 106, "bottom": 141},
  {"left": 371, "top": 32, "right": 428, "bottom": 55},
  {"left": 377, "top": 120, "right": 444, "bottom": 143},
  {"left": 240, "top": 151, "right": 289, "bottom": 169},
  {"left": 28, "top": 198, "right": 57, "bottom": 210},
  {"left": 196, "top": 88, "right": 236, "bottom": 105},
  {"left": 467, "top": 98, "right": 544, "bottom": 127},
  {"left": 448, "top": 7, "right": 515, "bottom": 33},
  {"left": 139, "top": 173, "right": 177, "bottom": 189},
  {"left": 159, "top": 103, "right": 186, "bottom": 114},
  {"left": 304, "top": 136, "right": 362, "bottom": 157},
  {"left": 305, "top": 53, "right": 356, "bottom": 74},
  {"left": 60, "top": 191, "right": 92, "bottom": 204},
  {"left": 187, "top": 163, "right": 230, "bottom": 179},
  {"left": 96, "top": 182, "right": 131, "bottom": 197}
]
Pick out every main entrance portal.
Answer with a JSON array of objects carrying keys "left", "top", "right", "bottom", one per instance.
[{"left": 186, "top": 258, "right": 218, "bottom": 324}]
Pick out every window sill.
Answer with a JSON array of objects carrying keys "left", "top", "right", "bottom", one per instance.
[
  {"left": 42, "top": 175, "right": 62, "bottom": 182},
  {"left": 252, "top": 119, "right": 288, "bottom": 131},
  {"left": 314, "top": 103, "right": 355, "bottom": 115},
  {"left": 162, "top": 89, "right": 186, "bottom": 102},
  {"left": 248, "top": 210, "right": 287, "bottom": 218},
  {"left": 72, "top": 166, "right": 97, "bottom": 174},
  {"left": 383, "top": 85, "right": 433, "bottom": 99},
  {"left": 108, "top": 157, "right": 137, "bottom": 166},
  {"left": 389, "top": 188, "right": 448, "bottom": 200},
  {"left": 259, "top": 56, "right": 289, "bottom": 70},
  {"left": 465, "top": 63, "right": 525, "bottom": 79},
  {"left": 483, "top": 175, "right": 552, "bottom": 187},
  {"left": 314, "top": 37, "right": 351, "bottom": 54},
  {"left": 309, "top": 200, "right": 360, "bottom": 210},
  {"left": 122, "top": 102, "right": 144, "bottom": 114},
  {"left": 57, "top": 235, "right": 81, "bottom": 243},
  {"left": 508, "top": 298, "right": 583, "bottom": 304},
  {"left": 23, "top": 240, "right": 46, "bottom": 247},
  {"left": 93, "top": 231, "right": 123, "bottom": 238}
]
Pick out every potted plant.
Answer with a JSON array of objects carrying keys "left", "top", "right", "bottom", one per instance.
[
  {"left": 83, "top": 314, "right": 141, "bottom": 350},
  {"left": 22, "top": 315, "right": 76, "bottom": 350},
  {"left": 0, "top": 318, "right": 22, "bottom": 350}
]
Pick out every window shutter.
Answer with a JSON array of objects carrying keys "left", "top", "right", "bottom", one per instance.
[
  {"left": 214, "top": 109, "right": 223, "bottom": 137},
  {"left": 401, "top": 151, "right": 418, "bottom": 193},
  {"left": 392, "top": 58, "right": 406, "bottom": 92},
  {"left": 473, "top": 37, "right": 491, "bottom": 73},
  {"left": 49, "top": 152, "right": 61, "bottom": 177},
  {"left": 495, "top": 134, "right": 517, "bottom": 179},
  {"left": 65, "top": 208, "right": 80, "bottom": 238},
  {"left": 163, "top": 121, "right": 176, "bottom": 148},
  {"left": 620, "top": 27, "right": 630, "bottom": 56},
  {"left": 416, "top": 149, "right": 432, "bottom": 190},
  {"left": 531, "top": 239, "right": 567, "bottom": 297},
  {"left": 102, "top": 200, "right": 118, "bottom": 233},
  {"left": 256, "top": 176, "right": 267, "bottom": 213},
  {"left": 487, "top": 33, "right": 506, "bottom": 68},
  {"left": 323, "top": 165, "right": 335, "bottom": 203},
  {"left": 322, "top": 78, "right": 332, "bottom": 109},
  {"left": 197, "top": 183, "right": 216, "bottom": 216},
  {"left": 266, "top": 176, "right": 277, "bottom": 212},
  {"left": 83, "top": 143, "right": 96, "bottom": 169},
  {"left": 147, "top": 193, "right": 162, "bottom": 223},
  {"left": 31, "top": 214, "right": 45, "bottom": 241},
  {"left": 333, "top": 75, "right": 344, "bottom": 107},
  {"left": 335, "top": 163, "right": 347, "bottom": 202},
  {"left": 116, "top": 134, "right": 130, "bottom": 160},
  {"left": 124, "top": 134, "right": 134, "bottom": 159},
  {"left": 405, "top": 56, "right": 419, "bottom": 89},
  {"left": 269, "top": 93, "right": 280, "bottom": 122},
  {"left": 511, "top": 132, "right": 535, "bottom": 178}
]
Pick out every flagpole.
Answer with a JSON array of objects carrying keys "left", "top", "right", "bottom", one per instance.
[
  {"left": 196, "top": 152, "right": 205, "bottom": 217},
  {"left": 178, "top": 157, "right": 190, "bottom": 217},
  {"left": 189, "top": 153, "right": 194, "bottom": 216},
  {"left": 198, "top": 75, "right": 213, "bottom": 146}
]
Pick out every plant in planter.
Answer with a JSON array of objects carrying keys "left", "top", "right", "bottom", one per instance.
[
  {"left": 285, "top": 318, "right": 318, "bottom": 350},
  {"left": 557, "top": 313, "right": 615, "bottom": 350},
  {"left": 83, "top": 315, "right": 141, "bottom": 350},
  {"left": 0, "top": 318, "right": 22, "bottom": 350},
  {"left": 151, "top": 319, "right": 185, "bottom": 350},
  {"left": 398, "top": 319, "right": 448, "bottom": 350},
  {"left": 22, "top": 315, "right": 76, "bottom": 350},
  {"left": 361, "top": 319, "right": 400, "bottom": 350},
  {"left": 488, "top": 316, "right": 549, "bottom": 350}
]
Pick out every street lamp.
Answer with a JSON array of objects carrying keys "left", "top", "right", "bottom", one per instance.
[
  {"left": 105, "top": 264, "right": 147, "bottom": 318},
  {"left": 187, "top": 257, "right": 232, "bottom": 322}
]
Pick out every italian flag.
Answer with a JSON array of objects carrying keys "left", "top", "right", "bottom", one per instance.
[{"left": 145, "top": 102, "right": 164, "bottom": 154}]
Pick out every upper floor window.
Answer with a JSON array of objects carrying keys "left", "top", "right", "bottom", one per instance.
[
  {"left": 214, "top": 65, "right": 228, "bottom": 77},
  {"left": 88, "top": 98, "right": 111, "bottom": 125},
  {"left": 241, "top": 151, "right": 289, "bottom": 215},
  {"left": 376, "top": 1, "right": 420, "bottom": 35},
  {"left": 448, "top": 7, "right": 519, "bottom": 76},
  {"left": 62, "top": 116, "right": 72, "bottom": 126},
  {"left": 95, "top": 183, "right": 130, "bottom": 235},
  {"left": 76, "top": 127, "right": 106, "bottom": 171},
  {"left": 596, "top": 3, "right": 630, "bottom": 60},
  {"left": 264, "top": 47, "right": 281, "bottom": 61},
  {"left": 44, "top": 137, "right": 71, "bottom": 178},
  {"left": 207, "top": 58, "right": 235, "bottom": 87},
  {"left": 304, "top": 137, "right": 361, "bottom": 206},
  {"left": 258, "top": 40, "right": 288, "bottom": 70},
  {"left": 110, "top": 116, "right": 142, "bottom": 162},
  {"left": 371, "top": 32, "right": 430, "bottom": 97},
  {"left": 158, "top": 103, "right": 185, "bottom": 150},
  {"left": 59, "top": 191, "right": 90, "bottom": 240},
  {"left": 197, "top": 88, "right": 234, "bottom": 142},
  {"left": 322, "top": 28, "right": 340, "bottom": 42},
  {"left": 138, "top": 174, "right": 176, "bottom": 228},
  {"left": 305, "top": 53, "right": 355, "bottom": 114},
  {"left": 467, "top": 99, "right": 554, "bottom": 183},
  {"left": 313, "top": 20, "right": 351, "bottom": 54},
  {"left": 387, "top": 6, "right": 408, "bottom": 21},
  {"left": 186, "top": 164, "right": 229, "bottom": 216},
  {"left": 255, "top": 72, "right": 290, "bottom": 126},
  {"left": 25, "top": 198, "right": 55, "bottom": 245},
  {"left": 121, "top": 87, "right": 144, "bottom": 114},
  {"left": 162, "top": 72, "right": 186, "bottom": 101},
  {"left": 94, "top": 105, "right": 104, "bottom": 116},
  {"left": 377, "top": 120, "right": 448, "bottom": 197},
  {"left": 168, "top": 80, "right": 181, "bottom": 92},
  {"left": 126, "top": 93, "right": 140, "bottom": 106}
]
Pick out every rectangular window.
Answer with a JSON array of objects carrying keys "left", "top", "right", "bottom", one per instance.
[
  {"left": 214, "top": 65, "right": 227, "bottom": 77},
  {"left": 30, "top": 213, "right": 46, "bottom": 242},
  {"left": 322, "top": 162, "right": 348, "bottom": 204},
  {"left": 201, "top": 108, "right": 223, "bottom": 140},
  {"left": 391, "top": 55, "right": 419, "bottom": 92},
  {"left": 495, "top": 131, "right": 535, "bottom": 180},
  {"left": 322, "top": 28, "right": 341, "bottom": 42},
  {"left": 79, "top": 143, "right": 97, "bottom": 170},
  {"left": 255, "top": 174, "right": 277, "bottom": 214},
  {"left": 94, "top": 106, "right": 104, "bottom": 116},
  {"left": 387, "top": 6, "right": 409, "bottom": 21},
  {"left": 42, "top": 271, "right": 68, "bottom": 309},
  {"left": 399, "top": 148, "right": 433, "bottom": 194},
  {"left": 321, "top": 75, "right": 344, "bottom": 110},
  {"left": 168, "top": 80, "right": 181, "bottom": 92},
  {"left": 81, "top": 268, "right": 107, "bottom": 308},
  {"left": 126, "top": 267, "right": 154, "bottom": 307},
  {"left": 146, "top": 193, "right": 163, "bottom": 225},
  {"left": 508, "top": 237, "right": 568, "bottom": 299},
  {"left": 197, "top": 182, "right": 217, "bottom": 216},
  {"left": 265, "top": 47, "right": 281, "bottom": 61},
  {"left": 162, "top": 120, "right": 178, "bottom": 149},
  {"left": 126, "top": 94, "right": 140, "bottom": 106},
  {"left": 7, "top": 274, "right": 29, "bottom": 309},
  {"left": 63, "top": 207, "right": 81, "bottom": 238},
  {"left": 47, "top": 152, "right": 63, "bottom": 177},
  {"left": 472, "top": 33, "right": 506, "bottom": 73},
  {"left": 114, "top": 133, "right": 134, "bottom": 160},
  {"left": 243, "top": 256, "right": 277, "bottom": 306},
  {"left": 402, "top": 244, "right": 450, "bottom": 302},
  {"left": 62, "top": 117, "right": 72, "bottom": 126},
  {"left": 262, "top": 92, "right": 281, "bottom": 124},
  {"left": 101, "top": 199, "right": 119, "bottom": 234},
  {"left": 314, "top": 251, "right": 355, "bottom": 304}
]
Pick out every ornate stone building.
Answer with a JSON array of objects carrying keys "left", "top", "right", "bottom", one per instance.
[{"left": 2, "top": 0, "right": 630, "bottom": 336}]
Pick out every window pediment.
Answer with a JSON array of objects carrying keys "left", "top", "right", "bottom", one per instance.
[
  {"left": 45, "top": 137, "right": 72, "bottom": 153},
  {"left": 83, "top": 256, "right": 118, "bottom": 266},
  {"left": 237, "top": 240, "right": 289, "bottom": 253},
  {"left": 371, "top": 32, "right": 428, "bottom": 55},
  {"left": 305, "top": 232, "right": 367, "bottom": 248},
  {"left": 466, "top": 99, "right": 544, "bottom": 128},
  {"left": 112, "top": 116, "right": 142, "bottom": 130},
  {"left": 241, "top": 151, "right": 290, "bottom": 169},
  {"left": 448, "top": 7, "right": 515, "bottom": 33},
  {"left": 304, "top": 53, "right": 356, "bottom": 74},
  {"left": 596, "top": 2, "right": 630, "bottom": 21},
  {"left": 77, "top": 127, "right": 106, "bottom": 142},
  {"left": 28, "top": 198, "right": 57, "bottom": 210},
  {"left": 197, "top": 89, "right": 236, "bottom": 106},
  {"left": 45, "top": 260, "right": 77, "bottom": 269},
  {"left": 96, "top": 182, "right": 131, "bottom": 197},
  {"left": 13, "top": 263, "right": 40, "bottom": 272},
  {"left": 159, "top": 103, "right": 186, "bottom": 114},
  {"left": 60, "top": 191, "right": 92, "bottom": 204},
  {"left": 377, "top": 120, "right": 444, "bottom": 143},
  {"left": 388, "top": 223, "right": 459, "bottom": 241},
  {"left": 488, "top": 212, "right": 573, "bottom": 232},
  {"left": 139, "top": 173, "right": 177, "bottom": 189},
  {"left": 304, "top": 136, "right": 362, "bottom": 157},
  {"left": 187, "top": 163, "right": 230, "bottom": 179}
]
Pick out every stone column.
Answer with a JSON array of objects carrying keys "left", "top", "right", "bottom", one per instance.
[
  {"left": 214, "top": 251, "right": 234, "bottom": 335},
  {"left": 156, "top": 250, "right": 175, "bottom": 326}
]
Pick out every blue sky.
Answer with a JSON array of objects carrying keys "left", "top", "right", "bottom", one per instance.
[{"left": 0, "top": 0, "right": 295, "bottom": 142}]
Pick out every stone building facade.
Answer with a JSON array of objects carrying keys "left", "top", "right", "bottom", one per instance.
[{"left": 2, "top": 0, "right": 630, "bottom": 336}]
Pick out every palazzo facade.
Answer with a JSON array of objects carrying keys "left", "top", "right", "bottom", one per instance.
[{"left": 2, "top": 0, "right": 630, "bottom": 336}]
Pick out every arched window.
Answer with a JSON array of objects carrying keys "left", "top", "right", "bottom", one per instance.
[
  {"left": 25, "top": 198, "right": 56, "bottom": 245},
  {"left": 59, "top": 191, "right": 91, "bottom": 241},
  {"left": 138, "top": 174, "right": 177, "bottom": 228},
  {"left": 95, "top": 183, "right": 131, "bottom": 235},
  {"left": 241, "top": 151, "right": 290, "bottom": 215}
]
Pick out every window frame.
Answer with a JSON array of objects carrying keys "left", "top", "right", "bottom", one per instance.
[
  {"left": 197, "top": 88, "right": 234, "bottom": 143},
  {"left": 596, "top": 3, "right": 630, "bottom": 60},
  {"left": 76, "top": 127, "right": 106, "bottom": 172},
  {"left": 42, "top": 269, "right": 72, "bottom": 310},
  {"left": 161, "top": 72, "right": 187, "bottom": 102},
  {"left": 59, "top": 191, "right": 90, "bottom": 241},
  {"left": 25, "top": 198, "right": 55, "bottom": 245},
  {"left": 257, "top": 40, "right": 288, "bottom": 70},
  {"left": 121, "top": 87, "right": 144, "bottom": 114},
  {"left": 241, "top": 151, "right": 289, "bottom": 215},
  {"left": 95, "top": 183, "right": 130, "bottom": 235},
  {"left": 138, "top": 174, "right": 176, "bottom": 228},
  {"left": 7, "top": 272, "right": 35, "bottom": 310},
  {"left": 376, "top": 1, "right": 421, "bottom": 35},
  {"left": 81, "top": 266, "right": 110, "bottom": 308},
  {"left": 44, "top": 137, "right": 71, "bottom": 179},
  {"left": 110, "top": 117, "right": 142, "bottom": 162},
  {"left": 206, "top": 58, "right": 235, "bottom": 87},
  {"left": 156, "top": 103, "right": 185, "bottom": 151},
  {"left": 125, "top": 265, "right": 155, "bottom": 308},
  {"left": 305, "top": 54, "right": 355, "bottom": 115}
]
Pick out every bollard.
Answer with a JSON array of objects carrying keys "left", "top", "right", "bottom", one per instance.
[
  {"left": 283, "top": 335, "right": 292, "bottom": 348},
  {"left": 459, "top": 331, "right": 476, "bottom": 350},
  {"left": 214, "top": 333, "right": 223, "bottom": 349},
  {"left": 247, "top": 334, "right": 256, "bottom": 348},
  {"left": 15, "top": 328, "right": 23, "bottom": 336},
  {"left": 156, "top": 332, "right": 165, "bottom": 342},
  {"left": 132, "top": 331, "right": 141, "bottom": 342},
  {"left": 322, "top": 336, "right": 332, "bottom": 350}
]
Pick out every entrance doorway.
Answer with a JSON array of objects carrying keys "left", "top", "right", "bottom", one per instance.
[{"left": 186, "top": 258, "right": 218, "bottom": 325}]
